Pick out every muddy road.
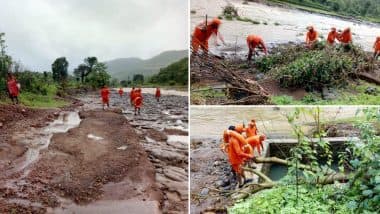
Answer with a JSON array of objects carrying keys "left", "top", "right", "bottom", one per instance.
[{"left": 0, "top": 89, "right": 188, "bottom": 214}]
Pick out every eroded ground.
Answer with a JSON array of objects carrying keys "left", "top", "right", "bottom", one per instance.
[{"left": 0, "top": 89, "right": 188, "bottom": 214}]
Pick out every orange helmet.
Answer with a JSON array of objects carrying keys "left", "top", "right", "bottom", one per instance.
[
  {"left": 376, "top": 36, "right": 380, "bottom": 41},
  {"left": 307, "top": 26, "right": 314, "bottom": 31},
  {"left": 344, "top": 27, "right": 350, "bottom": 32},
  {"left": 331, "top": 27, "right": 336, "bottom": 31},
  {"left": 234, "top": 124, "right": 245, "bottom": 133},
  {"left": 210, "top": 18, "right": 222, "bottom": 27}
]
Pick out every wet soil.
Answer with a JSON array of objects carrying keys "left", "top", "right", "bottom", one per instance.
[
  {"left": 0, "top": 89, "right": 188, "bottom": 213},
  {"left": 190, "top": 138, "right": 234, "bottom": 214}
]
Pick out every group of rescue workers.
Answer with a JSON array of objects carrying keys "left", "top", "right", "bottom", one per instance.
[
  {"left": 191, "top": 17, "right": 380, "bottom": 60},
  {"left": 100, "top": 85, "right": 161, "bottom": 115},
  {"left": 221, "top": 120, "right": 266, "bottom": 187}
]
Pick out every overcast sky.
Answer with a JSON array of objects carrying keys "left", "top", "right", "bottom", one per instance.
[{"left": 0, "top": 0, "right": 188, "bottom": 71}]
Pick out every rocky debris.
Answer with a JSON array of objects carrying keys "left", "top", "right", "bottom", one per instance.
[
  {"left": 365, "top": 86, "right": 378, "bottom": 95},
  {"left": 322, "top": 87, "right": 338, "bottom": 100}
]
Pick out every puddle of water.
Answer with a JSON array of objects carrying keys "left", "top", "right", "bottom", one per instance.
[
  {"left": 117, "top": 146, "right": 128, "bottom": 150},
  {"left": 87, "top": 134, "right": 104, "bottom": 141},
  {"left": 9, "top": 111, "right": 81, "bottom": 174},
  {"left": 51, "top": 199, "right": 161, "bottom": 214},
  {"left": 167, "top": 135, "right": 189, "bottom": 144},
  {"left": 190, "top": 106, "right": 360, "bottom": 138}
]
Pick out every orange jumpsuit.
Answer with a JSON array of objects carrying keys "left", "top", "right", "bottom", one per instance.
[
  {"left": 306, "top": 28, "right": 318, "bottom": 46},
  {"left": 246, "top": 135, "right": 265, "bottom": 155},
  {"left": 373, "top": 37, "right": 380, "bottom": 56},
  {"left": 155, "top": 88, "right": 161, "bottom": 99},
  {"left": 228, "top": 136, "right": 253, "bottom": 174},
  {"left": 101, "top": 87, "right": 110, "bottom": 104},
  {"left": 118, "top": 88, "right": 123, "bottom": 97},
  {"left": 245, "top": 125, "right": 258, "bottom": 138},
  {"left": 7, "top": 78, "right": 19, "bottom": 97},
  {"left": 247, "top": 35, "right": 267, "bottom": 60},
  {"left": 191, "top": 18, "right": 221, "bottom": 53},
  {"left": 130, "top": 88, "right": 136, "bottom": 103},
  {"left": 134, "top": 89, "right": 142, "bottom": 108},
  {"left": 327, "top": 29, "right": 339, "bottom": 45},
  {"left": 338, "top": 29, "right": 352, "bottom": 44}
]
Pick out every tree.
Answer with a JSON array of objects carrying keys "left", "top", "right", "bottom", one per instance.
[
  {"left": 52, "top": 57, "right": 69, "bottom": 84},
  {"left": 74, "top": 64, "right": 88, "bottom": 83},
  {"left": 133, "top": 74, "right": 144, "bottom": 84},
  {"left": 74, "top": 56, "right": 98, "bottom": 83},
  {"left": 86, "top": 62, "right": 111, "bottom": 88},
  {"left": 120, "top": 80, "right": 128, "bottom": 87}
]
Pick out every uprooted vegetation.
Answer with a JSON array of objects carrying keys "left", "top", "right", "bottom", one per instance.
[
  {"left": 191, "top": 42, "right": 380, "bottom": 105},
  {"left": 219, "top": 3, "right": 260, "bottom": 24},
  {"left": 257, "top": 43, "right": 375, "bottom": 91}
]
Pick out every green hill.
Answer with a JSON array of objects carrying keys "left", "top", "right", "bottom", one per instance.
[{"left": 105, "top": 50, "right": 187, "bottom": 81}]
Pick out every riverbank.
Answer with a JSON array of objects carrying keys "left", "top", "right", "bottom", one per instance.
[{"left": 190, "top": 43, "right": 380, "bottom": 105}]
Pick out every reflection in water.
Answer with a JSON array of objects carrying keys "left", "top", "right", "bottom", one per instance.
[
  {"left": 190, "top": 106, "right": 360, "bottom": 138},
  {"left": 191, "top": 0, "right": 380, "bottom": 55}
]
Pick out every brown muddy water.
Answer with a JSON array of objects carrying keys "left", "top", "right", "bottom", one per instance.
[
  {"left": 190, "top": 106, "right": 360, "bottom": 139},
  {"left": 191, "top": 0, "right": 380, "bottom": 57}
]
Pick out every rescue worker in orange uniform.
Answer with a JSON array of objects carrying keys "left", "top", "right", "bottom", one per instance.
[
  {"left": 306, "top": 26, "right": 318, "bottom": 48},
  {"left": 224, "top": 129, "right": 254, "bottom": 187},
  {"left": 7, "top": 73, "right": 20, "bottom": 105},
  {"left": 246, "top": 134, "right": 266, "bottom": 156},
  {"left": 118, "top": 88, "right": 123, "bottom": 98},
  {"left": 327, "top": 27, "right": 339, "bottom": 45},
  {"left": 100, "top": 85, "right": 110, "bottom": 110},
  {"left": 155, "top": 87, "right": 161, "bottom": 102},
  {"left": 338, "top": 28, "right": 352, "bottom": 44},
  {"left": 129, "top": 87, "right": 136, "bottom": 105},
  {"left": 133, "top": 88, "right": 143, "bottom": 115},
  {"left": 245, "top": 120, "right": 258, "bottom": 138},
  {"left": 191, "top": 18, "right": 225, "bottom": 54},
  {"left": 246, "top": 34, "right": 267, "bottom": 61},
  {"left": 373, "top": 36, "right": 380, "bottom": 60}
]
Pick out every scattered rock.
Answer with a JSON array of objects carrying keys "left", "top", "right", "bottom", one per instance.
[
  {"left": 365, "top": 87, "right": 378, "bottom": 95},
  {"left": 200, "top": 188, "right": 209, "bottom": 196}
]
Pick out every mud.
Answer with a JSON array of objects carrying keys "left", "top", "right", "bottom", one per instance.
[{"left": 0, "top": 89, "right": 188, "bottom": 213}]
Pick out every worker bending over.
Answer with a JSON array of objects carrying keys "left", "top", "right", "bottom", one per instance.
[
  {"left": 191, "top": 18, "right": 225, "bottom": 54},
  {"left": 246, "top": 34, "right": 267, "bottom": 61},
  {"left": 306, "top": 26, "right": 318, "bottom": 48}
]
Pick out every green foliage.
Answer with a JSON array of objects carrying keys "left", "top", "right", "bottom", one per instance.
[
  {"left": 275, "top": 50, "right": 353, "bottom": 90},
  {"left": 229, "top": 185, "right": 352, "bottom": 214},
  {"left": 0, "top": 33, "right": 12, "bottom": 97},
  {"left": 230, "top": 107, "right": 380, "bottom": 213},
  {"left": 150, "top": 57, "right": 188, "bottom": 86},
  {"left": 85, "top": 62, "right": 111, "bottom": 88},
  {"left": 222, "top": 4, "right": 238, "bottom": 17},
  {"left": 52, "top": 57, "right": 68, "bottom": 83},
  {"left": 133, "top": 74, "right": 144, "bottom": 84},
  {"left": 257, "top": 43, "right": 369, "bottom": 91}
]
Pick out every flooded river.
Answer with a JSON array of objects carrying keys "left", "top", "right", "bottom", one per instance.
[
  {"left": 190, "top": 106, "right": 361, "bottom": 139},
  {"left": 191, "top": 0, "right": 380, "bottom": 55}
]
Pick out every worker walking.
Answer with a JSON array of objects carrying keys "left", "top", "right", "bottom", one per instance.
[
  {"left": 338, "top": 27, "right": 352, "bottom": 44},
  {"left": 6, "top": 73, "right": 20, "bottom": 105},
  {"left": 118, "top": 88, "right": 123, "bottom": 98},
  {"left": 129, "top": 87, "right": 135, "bottom": 105},
  {"left": 155, "top": 87, "right": 161, "bottom": 102},
  {"left": 133, "top": 88, "right": 143, "bottom": 115},
  {"left": 100, "top": 85, "right": 110, "bottom": 110}
]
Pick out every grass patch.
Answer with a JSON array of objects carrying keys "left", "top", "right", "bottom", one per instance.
[
  {"left": 271, "top": 82, "right": 380, "bottom": 105},
  {"left": 18, "top": 92, "right": 68, "bottom": 108}
]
